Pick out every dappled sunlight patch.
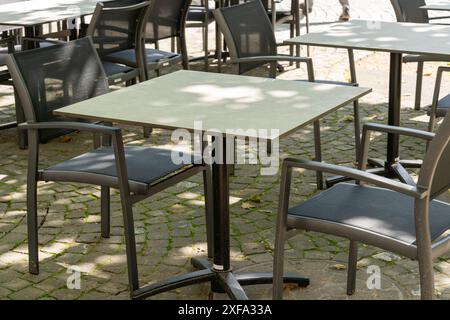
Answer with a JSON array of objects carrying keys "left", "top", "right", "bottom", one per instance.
[
  {"left": 176, "top": 242, "right": 208, "bottom": 256},
  {"left": 0, "top": 250, "right": 28, "bottom": 265},
  {"left": 186, "top": 199, "right": 205, "bottom": 207},
  {"left": 410, "top": 114, "right": 430, "bottom": 123}
]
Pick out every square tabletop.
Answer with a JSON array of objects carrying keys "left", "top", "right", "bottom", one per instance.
[
  {"left": 54, "top": 70, "right": 371, "bottom": 140},
  {"left": 285, "top": 20, "right": 450, "bottom": 56},
  {"left": 0, "top": 0, "right": 108, "bottom": 27}
]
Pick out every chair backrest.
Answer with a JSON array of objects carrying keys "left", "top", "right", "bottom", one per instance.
[
  {"left": 87, "top": 0, "right": 150, "bottom": 58},
  {"left": 214, "top": 0, "right": 277, "bottom": 74},
  {"left": 6, "top": 37, "right": 110, "bottom": 143},
  {"left": 390, "top": 0, "right": 429, "bottom": 23},
  {"left": 144, "top": 0, "right": 191, "bottom": 43},
  {"left": 418, "top": 112, "right": 450, "bottom": 199}
]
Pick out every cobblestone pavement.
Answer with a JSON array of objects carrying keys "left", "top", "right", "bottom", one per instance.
[{"left": 1, "top": 0, "right": 450, "bottom": 300}]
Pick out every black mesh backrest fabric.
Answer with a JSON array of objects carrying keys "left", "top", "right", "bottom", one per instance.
[
  {"left": 419, "top": 112, "right": 450, "bottom": 199},
  {"left": 396, "top": 0, "right": 428, "bottom": 23},
  {"left": 145, "top": 0, "right": 191, "bottom": 43},
  {"left": 10, "top": 37, "right": 109, "bottom": 143},
  {"left": 90, "top": 0, "right": 148, "bottom": 58},
  {"left": 219, "top": 1, "right": 277, "bottom": 74}
]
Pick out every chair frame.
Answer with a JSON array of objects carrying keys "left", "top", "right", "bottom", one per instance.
[
  {"left": 273, "top": 115, "right": 450, "bottom": 300},
  {"left": 139, "top": 0, "right": 192, "bottom": 79},
  {"left": 6, "top": 38, "right": 214, "bottom": 298}
]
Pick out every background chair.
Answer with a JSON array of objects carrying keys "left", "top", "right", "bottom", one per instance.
[
  {"left": 262, "top": 0, "right": 302, "bottom": 63},
  {"left": 85, "top": 0, "right": 150, "bottom": 86},
  {"left": 390, "top": 0, "right": 450, "bottom": 110},
  {"left": 214, "top": 0, "right": 361, "bottom": 189},
  {"left": 106, "top": 0, "right": 192, "bottom": 80},
  {"left": 6, "top": 36, "right": 213, "bottom": 299},
  {"left": 186, "top": 0, "right": 214, "bottom": 69},
  {"left": 273, "top": 111, "right": 450, "bottom": 300}
]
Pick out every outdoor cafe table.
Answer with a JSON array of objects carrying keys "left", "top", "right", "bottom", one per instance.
[
  {"left": 54, "top": 70, "right": 371, "bottom": 299},
  {"left": 0, "top": 0, "right": 111, "bottom": 145},
  {"left": 0, "top": 0, "right": 109, "bottom": 41},
  {"left": 285, "top": 20, "right": 450, "bottom": 184}
]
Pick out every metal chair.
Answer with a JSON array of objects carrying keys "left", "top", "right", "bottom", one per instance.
[
  {"left": 86, "top": 0, "right": 150, "bottom": 86},
  {"left": 214, "top": 0, "right": 361, "bottom": 189},
  {"left": 6, "top": 37, "right": 214, "bottom": 299},
  {"left": 390, "top": 0, "right": 450, "bottom": 111},
  {"left": 428, "top": 66, "right": 450, "bottom": 133},
  {"left": 186, "top": 0, "right": 214, "bottom": 69},
  {"left": 273, "top": 111, "right": 450, "bottom": 300},
  {"left": 105, "top": 0, "right": 192, "bottom": 80}
]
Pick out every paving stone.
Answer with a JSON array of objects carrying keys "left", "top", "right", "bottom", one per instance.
[
  {"left": 0, "top": 0, "right": 449, "bottom": 300},
  {"left": 8, "top": 286, "right": 46, "bottom": 300}
]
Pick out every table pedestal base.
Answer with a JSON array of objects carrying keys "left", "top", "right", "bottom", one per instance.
[{"left": 131, "top": 258, "right": 309, "bottom": 300}]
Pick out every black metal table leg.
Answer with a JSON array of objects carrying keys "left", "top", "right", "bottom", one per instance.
[
  {"left": 134, "top": 135, "right": 309, "bottom": 300},
  {"left": 386, "top": 52, "right": 403, "bottom": 171},
  {"left": 326, "top": 52, "right": 412, "bottom": 188}
]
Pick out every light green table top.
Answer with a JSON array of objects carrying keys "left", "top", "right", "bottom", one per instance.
[
  {"left": 421, "top": 4, "right": 450, "bottom": 11},
  {"left": 0, "top": 0, "right": 108, "bottom": 27},
  {"left": 55, "top": 70, "right": 371, "bottom": 140},
  {"left": 285, "top": 20, "right": 450, "bottom": 56}
]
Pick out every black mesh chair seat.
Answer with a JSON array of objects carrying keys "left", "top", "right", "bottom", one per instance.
[
  {"left": 106, "top": 48, "right": 181, "bottom": 68},
  {"left": 44, "top": 146, "right": 197, "bottom": 194},
  {"left": 288, "top": 183, "right": 450, "bottom": 245},
  {"left": 102, "top": 61, "right": 139, "bottom": 85},
  {"left": 187, "top": 6, "right": 214, "bottom": 22},
  {"left": 102, "top": 61, "right": 135, "bottom": 76}
]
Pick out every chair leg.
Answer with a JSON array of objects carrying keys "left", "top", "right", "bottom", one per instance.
[
  {"left": 346, "top": 240, "right": 358, "bottom": 295},
  {"left": 273, "top": 164, "right": 292, "bottom": 300},
  {"left": 353, "top": 100, "right": 361, "bottom": 164},
  {"left": 272, "top": 225, "right": 286, "bottom": 300},
  {"left": 418, "top": 257, "right": 435, "bottom": 300},
  {"left": 101, "top": 186, "right": 110, "bottom": 239},
  {"left": 313, "top": 120, "right": 324, "bottom": 190},
  {"left": 414, "top": 199, "right": 435, "bottom": 300},
  {"left": 143, "top": 127, "right": 152, "bottom": 138},
  {"left": 27, "top": 180, "right": 39, "bottom": 275},
  {"left": 289, "top": 23, "right": 294, "bottom": 66},
  {"left": 415, "top": 62, "right": 424, "bottom": 111},
  {"left": 203, "top": 166, "right": 214, "bottom": 260}
]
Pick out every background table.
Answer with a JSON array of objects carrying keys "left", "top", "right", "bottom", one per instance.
[
  {"left": 286, "top": 20, "right": 450, "bottom": 184},
  {"left": 55, "top": 70, "right": 371, "bottom": 299}
]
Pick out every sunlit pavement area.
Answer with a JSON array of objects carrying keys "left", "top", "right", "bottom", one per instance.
[{"left": 1, "top": 0, "right": 450, "bottom": 300}]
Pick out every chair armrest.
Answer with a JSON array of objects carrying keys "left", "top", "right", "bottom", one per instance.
[
  {"left": 18, "top": 122, "right": 120, "bottom": 135},
  {"left": 362, "top": 123, "right": 435, "bottom": 141},
  {"left": 403, "top": 54, "right": 450, "bottom": 63},
  {"left": 283, "top": 158, "right": 428, "bottom": 199},
  {"left": 228, "top": 56, "right": 315, "bottom": 81},
  {"left": 359, "top": 123, "right": 434, "bottom": 171},
  {"left": 228, "top": 55, "right": 312, "bottom": 64}
]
